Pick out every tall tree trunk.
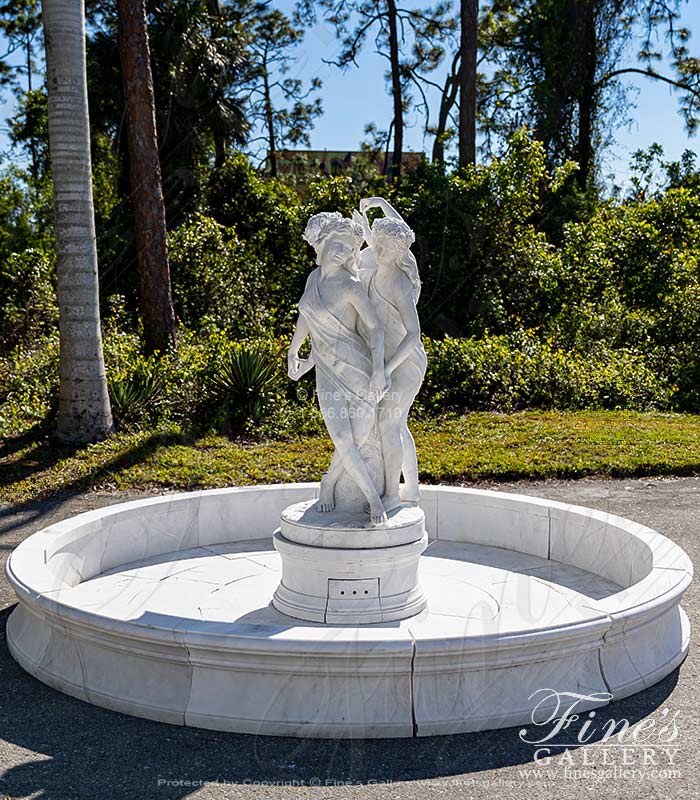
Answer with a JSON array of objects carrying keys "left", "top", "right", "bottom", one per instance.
[
  {"left": 117, "top": 0, "right": 177, "bottom": 354},
  {"left": 576, "top": 0, "right": 596, "bottom": 190},
  {"left": 42, "top": 0, "right": 113, "bottom": 444},
  {"left": 263, "top": 67, "right": 277, "bottom": 177},
  {"left": 26, "top": 35, "right": 40, "bottom": 183},
  {"left": 213, "top": 112, "right": 226, "bottom": 170},
  {"left": 207, "top": 0, "right": 226, "bottom": 169},
  {"left": 433, "top": 52, "right": 460, "bottom": 163},
  {"left": 386, "top": 0, "right": 403, "bottom": 181},
  {"left": 458, "top": 0, "right": 478, "bottom": 168}
]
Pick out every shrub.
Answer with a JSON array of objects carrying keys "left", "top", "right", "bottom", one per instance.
[
  {"left": 419, "top": 331, "right": 674, "bottom": 414},
  {"left": 0, "top": 248, "right": 57, "bottom": 348},
  {"left": 0, "top": 170, "right": 41, "bottom": 263},
  {"left": 108, "top": 363, "right": 164, "bottom": 430},
  {"left": 102, "top": 311, "right": 289, "bottom": 433},
  {"left": 651, "top": 260, "right": 700, "bottom": 410},
  {"left": 392, "top": 130, "right": 570, "bottom": 338},
  {"left": 0, "top": 333, "right": 59, "bottom": 436},
  {"left": 0, "top": 325, "right": 678, "bottom": 441},
  {"left": 207, "top": 341, "right": 282, "bottom": 432},
  {"left": 250, "top": 395, "right": 324, "bottom": 440},
  {"left": 168, "top": 213, "right": 270, "bottom": 337},
  {"left": 204, "top": 154, "right": 310, "bottom": 328}
]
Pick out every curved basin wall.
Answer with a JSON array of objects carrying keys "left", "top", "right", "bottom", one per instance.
[
  {"left": 16, "top": 483, "right": 692, "bottom": 599},
  {"left": 5, "top": 482, "right": 692, "bottom": 737}
]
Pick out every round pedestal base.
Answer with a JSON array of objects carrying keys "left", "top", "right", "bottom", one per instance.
[
  {"left": 279, "top": 499, "right": 425, "bottom": 548},
  {"left": 272, "top": 531, "right": 428, "bottom": 624},
  {"left": 273, "top": 500, "right": 428, "bottom": 624}
]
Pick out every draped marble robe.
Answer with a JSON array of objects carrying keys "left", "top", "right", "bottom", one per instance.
[
  {"left": 359, "top": 243, "right": 426, "bottom": 505},
  {"left": 298, "top": 268, "right": 376, "bottom": 447}
]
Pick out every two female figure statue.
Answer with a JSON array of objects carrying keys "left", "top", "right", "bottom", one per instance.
[{"left": 287, "top": 197, "right": 426, "bottom": 525}]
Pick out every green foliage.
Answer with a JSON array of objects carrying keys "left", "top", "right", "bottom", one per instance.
[
  {"left": 9, "top": 128, "right": 700, "bottom": 442},
  {"left": 420, "top": 332, "right": 674, "bottom": 414},
  {"left": 0, "top": 247, "right": 57, "bottom": 347},
  {"left": 0, "top": 169, "right": 42, "bottom": 259},
  {"left": 0, "top": 333, "right": 59, "bottom": 436},
  {"left": 7, "top": 0, "right": 700, "bottom": 458},
  {"left": 302, "top": 175, "right": 361, "bottom": 217},
  {"left": 203, "top": 154, "right": 388, "bottom": 329},
  {"left": 479, "top": 1, "right": 700, "bottom": 191},
  {"left": 91, "top": 131, "right": 122, "bottom": 221},
  {"left": 102, "top": 312, "right": 162, "bottom": 429},
  {"left": 168, "top": 212, "right": 270, "bottom": 337},
  {"left": 8, "top": 88, "right": 49, "bottom": 182},
  {"left": 100, "top": 305, "right": 290, "bottom": 433},
  {"left": 400, "top": 130, "right": 567, "bottom": 336},
  {"left": 207, "top": 342, "right": 281, "bottom": 430},
  {"left": 204, "top": 154, "right": 308, "bottom": 327},
  {"left": 251, "top": 395, "right": 325, "bottom": 440},
  {"left": 108, "top": 364, "right": 164, "bottom": 430},
  {"left": 102, "top": 309, "right": 210, "bottom": 427},
  {"left": 549, "top": 184, "right": 700, "bottom": 409}
]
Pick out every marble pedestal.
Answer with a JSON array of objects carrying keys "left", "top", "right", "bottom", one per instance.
[{"left": 272, "top": 500, "right": 428, "bottom": 624}]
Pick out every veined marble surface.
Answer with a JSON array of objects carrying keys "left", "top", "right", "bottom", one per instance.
[
  {"left": 279, "top": 498, "right": 425, "bottom": 549},
  {"left": 5, "top": 484, "right": 693, "bottom": 737},
  {"left": 59, "top": 538, "right": 619, "bottom": 635}
]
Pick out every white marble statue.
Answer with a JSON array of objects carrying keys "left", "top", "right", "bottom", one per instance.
[
  {"left": 356, "top": 197, "right": 427, "bottom": 509},
  {"left": 287, "top": 212, "right": 389, "bottom": 523},
  {"left": 287, "top": 201, "right": 425, "bottom": 524}
]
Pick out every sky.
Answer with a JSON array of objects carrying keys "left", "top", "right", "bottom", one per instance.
[
  {"left": 1, "top": 1, "right": 699, "bottom": 191},
  {"left": 275, "top": 0, "right": 700, "bottom": 191}
]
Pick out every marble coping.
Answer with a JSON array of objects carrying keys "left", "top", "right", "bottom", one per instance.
[{"left": 6, "top": 483, "right": 693, "bottom": 649}]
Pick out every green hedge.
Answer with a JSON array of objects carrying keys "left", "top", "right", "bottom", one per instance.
[
  {"left": 419, "top": 332, "right": 674, "bottom": 415},
  {"left": 0, "top": 324, "right": 674, "bottom": 441}
]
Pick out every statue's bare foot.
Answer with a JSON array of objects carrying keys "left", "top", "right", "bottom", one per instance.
[
  {"left": 399, "top": 483, "right": 420, "bottom": 504},
  {"left": 381, "top": 494, "right": 403, "bottom": 513},
  {"left": 369, "top": 498, "right": 387, "bottom": 526},
  {"left": 316, "top": 480, "right": 335, "bottom": 513}
]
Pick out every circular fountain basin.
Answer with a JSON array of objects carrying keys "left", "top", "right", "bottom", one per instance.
[{"left": 5, "top": 483, "right": 692, "bottom": 738}]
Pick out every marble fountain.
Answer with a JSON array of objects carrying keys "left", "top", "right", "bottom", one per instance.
[{"left": 6, "top": 201, "right": 692, "bottom": 738}]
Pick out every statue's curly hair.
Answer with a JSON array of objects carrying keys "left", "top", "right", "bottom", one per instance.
[
  {"left": 371, "top": 217, "right": 421, "bottom": 302},
  {"left": 371, "top": 216, "right": 415, "bottom": 249},
  {"left": 303, "top": 212, "right": 364, "bottom": 256}
]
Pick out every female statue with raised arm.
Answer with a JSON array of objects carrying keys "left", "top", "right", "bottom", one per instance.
[
  {"left": 358, "top": 196, "right": 426, "bottom": 510},
  {"left": 287, "top": 212, "right": 389, "bottom": 524}
]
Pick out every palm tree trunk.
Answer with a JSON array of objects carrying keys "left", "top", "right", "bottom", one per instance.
[
  {"left": 117, "top": 0, "right": 177, "bottom": 354},
  {"left": 458, "top": 0, "right": 478, "bottom": 168},
  {"left": 42, "top": 0, "right": 113, "bottom": 443}
]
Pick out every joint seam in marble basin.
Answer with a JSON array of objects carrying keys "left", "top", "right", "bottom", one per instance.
[{"left": 5, "top": 483, "right": 693, "bottom": 737}]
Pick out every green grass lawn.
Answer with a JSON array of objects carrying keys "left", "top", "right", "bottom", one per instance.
[{"left": 3, "top": 410, "right": 700, "bottom": 505}]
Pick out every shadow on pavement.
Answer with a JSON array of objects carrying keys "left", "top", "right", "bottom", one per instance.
[{"left": 0, "top": 605, "right": 682, "bottom": 799}]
